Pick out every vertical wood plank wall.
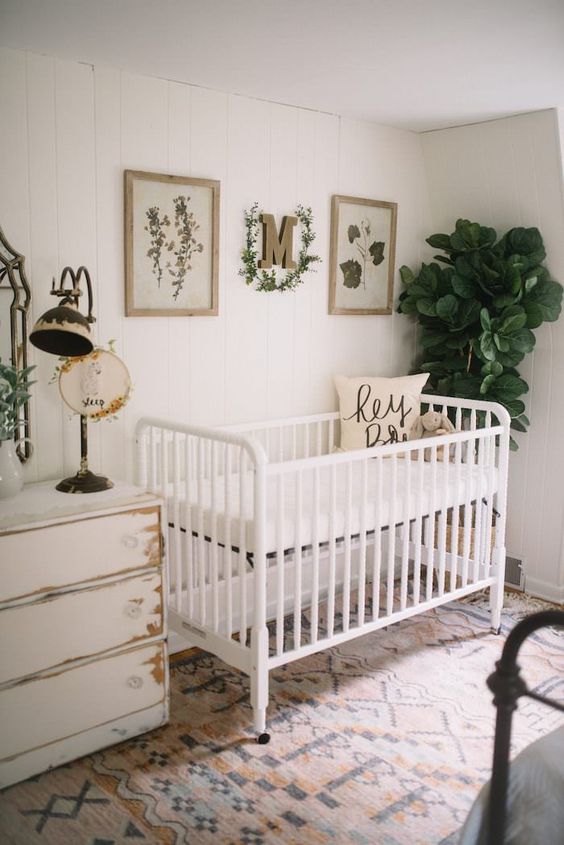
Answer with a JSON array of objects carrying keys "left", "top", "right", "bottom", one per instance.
[
  {"left": 422, "top": 111, "right": 564, "bottom": 601},
  {"left": 0, "top": 47, "right": 430, "bottom": 485}
]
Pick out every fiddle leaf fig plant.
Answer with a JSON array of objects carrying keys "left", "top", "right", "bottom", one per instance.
[{"left": 397, "top": 219, "right": 563, "bottom": 449}]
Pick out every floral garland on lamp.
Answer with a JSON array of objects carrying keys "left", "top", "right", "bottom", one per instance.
[
  {"left": 240, "top": 203, "right": 321, "bottom": 292},
  {"left": 50, "top": 340, "right": 132, "bottom": 423}
]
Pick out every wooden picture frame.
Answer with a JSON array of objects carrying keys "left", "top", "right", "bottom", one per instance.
[
  {"left": 124, "top": 170, "right": 220, "bottom": 316},
  {"left": 329, "top": 195, "right": 397, "bottom": 315}
]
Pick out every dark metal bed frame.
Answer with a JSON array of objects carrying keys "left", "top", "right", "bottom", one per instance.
[{"left": 486, "top": 609, "right": 564, "bottom": 844}]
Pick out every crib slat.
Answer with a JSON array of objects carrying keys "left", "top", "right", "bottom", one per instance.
[
  {"left": 210, "top": 441, "right": 219, "bottom": 631},
  {"left": 311, "top": 467, "right": 320, "bottom": 644},
  {"left": 472, "top": 433, "right": 485, "bottom": 583},
  {"left": 328, "top": 418, "right": 335, "bottom": 454},
  {"left": 372, "top": 456, "right": 383, "bottom": 619},
  {"left": 327, "top": 463, "right": 337, "bottom": 639},
  {"left": 293, "top": 469, "right": 303, "bottom": 649},
  {"left": 224, "top": 444, "right": 233, "bottom": 638},
  {"left": 358, "top": 459, "right": 368, "bottom": 626},
  {"left": 386, "top": 454, "right": 398, "bottom": 617},
  {"left": 449, "top": 440, "right": 462, "bottom": 591},
  {"left": 173, "top": 433, "right": 182, "bottom": 612},
  {"left": 238, "top": 448, "right": 248, "bottom": 644},
  {"left": 342, "top": 462, "right": 353, "bottom": 633},
  {"left": 400, "top": 453, "right": 411, "bottom": 611},
  {"left": 184, "top": 436, "right": 194, "bottom": 617},
  {"left": 483, "top": 433, "right": 495, "bottom": 577},
  {"left": 461, "top": 433, "right": 474, "bottom": 587},
  {"left": 276, "top": 473, "right": 285, "bottom": 656},
  {"left": 197, "top": 440, "right": 206, "bottom": 625},
  {"left": 413, "top": 447, "right": 424, "bottom": 605},
  {"left": 437, "top": 439, "right": 449, "bottom": 597},
  {"left": 426, "top": 444, "right": 437, "bottom": 602},
  {"left": 150, "top": 427, "right": 158, "bottom": 493}
]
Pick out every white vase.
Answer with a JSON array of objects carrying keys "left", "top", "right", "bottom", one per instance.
[{"left": 0, "top": 439, "right": 23, "bottom": 500}]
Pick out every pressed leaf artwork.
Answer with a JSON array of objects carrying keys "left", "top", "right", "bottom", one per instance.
[
  {"left": 125, "top": 171, "right": 219, "bottom": 316},
  {"left": 340, "top": 258, "right": 363, "bottom": 289},
  {"left": 340, "top": 218, "right": 386, "bottom": 290},
  {"left": 144, "top": 194, "right": 204, "bottom": 301},
  {"left": 330, "top": 196, "right": 397, "bottom": 315}
]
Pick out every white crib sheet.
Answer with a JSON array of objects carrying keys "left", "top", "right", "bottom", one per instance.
[{"left": 165, "top": 459, "right": 499, "bottom": 557}]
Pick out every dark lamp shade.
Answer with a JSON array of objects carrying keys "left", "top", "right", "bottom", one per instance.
[{"left": 29, "top": 304, "right": 94, "bottom": 357}]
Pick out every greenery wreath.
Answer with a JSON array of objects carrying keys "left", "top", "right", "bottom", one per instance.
[{"left": 240, "top": 203, "right": 321, "bottom": 292}]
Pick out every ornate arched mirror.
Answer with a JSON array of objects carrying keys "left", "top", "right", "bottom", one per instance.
[{"left": 0, "top": 225, "right": 32, "bottom": 462}]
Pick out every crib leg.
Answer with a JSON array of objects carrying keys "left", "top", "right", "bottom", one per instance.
[
  {"left": 490, "top": 545, "right": 506, "bottom": 635},
  {"left": 251, "top": 626, "right": 270, "bottom": 744}
]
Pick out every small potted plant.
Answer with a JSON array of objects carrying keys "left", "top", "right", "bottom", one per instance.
[{"left": 0, "top": 361, "right": 35, "bottom": 499}]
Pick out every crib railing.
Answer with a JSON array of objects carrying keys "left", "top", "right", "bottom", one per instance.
[{"left": 136, "top": 396, "right": 509, "bottom": 669}]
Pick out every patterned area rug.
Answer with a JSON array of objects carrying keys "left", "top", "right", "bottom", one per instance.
[{"left": 1, "top": 592, "right": 563, "bottom": 845}]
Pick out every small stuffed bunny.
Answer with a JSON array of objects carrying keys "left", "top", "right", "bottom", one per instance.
[{"left": 409, "top": 410, "right": 455, "bottom": 461}]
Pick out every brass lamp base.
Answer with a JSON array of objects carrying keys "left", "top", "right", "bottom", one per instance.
[{"left": 56, "top": 469, "right": 113, "bottom": 494}]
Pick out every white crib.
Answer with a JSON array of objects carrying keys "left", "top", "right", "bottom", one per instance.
[{"left": 136, "top": 395, "right": 510, "bottom": 743}]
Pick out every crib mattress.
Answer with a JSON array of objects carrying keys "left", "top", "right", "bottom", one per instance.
[{"left": 165, "top": 459, "right": 499, "bottom": 557}]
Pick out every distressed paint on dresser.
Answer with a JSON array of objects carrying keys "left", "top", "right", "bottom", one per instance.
[{"left": 0, "top": 482, "right": 168, "bottom": 789}]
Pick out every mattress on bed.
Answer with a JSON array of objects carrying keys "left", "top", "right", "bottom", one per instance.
[{"left": 165, "top": 459, "right": 499, "bottom": 557}]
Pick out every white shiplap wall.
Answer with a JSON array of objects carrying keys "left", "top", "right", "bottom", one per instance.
[
  {"left": 0, "top": 48, "right": 430, "bottom": 486},
  {"left": 422, "top": 110, "right": 564, "bottom": 602}
]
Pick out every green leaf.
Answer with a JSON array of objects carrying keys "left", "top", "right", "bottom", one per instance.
[
  {"left": 436, "top": 294, "right": 458, "bottom": 322},
  {"left": 509, "top": 436, "right": 518, "bottom": 451},
  {"left": 480, "top": 374, "right": 497, "bottom": 395},
  {"left": 480, "top": 333, "right": 496, "bottom": 361},
  {"left": 420, "top": 330, "right": 448, "bottom": 349},
  {"left": 451, "top": 274, "right": 477, "bottom": 299},
  {"left": 507, "top": 227, "right": 545, "bottom": 259},
  {"left": 457, "top": 299, "right": 481, "bottom": 329},
  {"left": 399, "top": 265, "right": 415, "bottom": 286},
  {"left": 509, "top": 328, "right": 535, "bottom": 354},
  {"left": 340, "top": 259, "right": 362, "bottom": 288},
  {"left": 526, "top": 279, "right": 563, "bottom": 322},
  {"left": 426, "top": 233, "right": 452, "bottom": 251},
  {"left": 525, "top": 274, "right": 538, "bottom": 293},
  {"left": 416, "top": 299, "right": 437, "bottom": 317},
  {"left": 347, "top": 224, "right": 360, "bottom": 244},
  {"left": 500, "top": 311, "right": 527, "bottom": 334},
  {"left": 510, "top": 417, "right": 528, "bottom": 433},
  {"left": 369, "top": 241, "right": 385, "bottom": 266},
  {"left": 504, "top": 400, "right": 526, "bottom": 417},
  {"left": 523, "top": 302, "right": 544, "bottom": 329},
  {"left": 481, "top": 361, "right": 504, "bottom": 377},
  {"left": 480, "top": 308, "right": 492, "bottom": 331},
  {"left": 494, "top": 374, "right": 529, "bottom": 399},
  {"left": 492, "top": 294, "right": 517, "bottom": 310},
  {"left": 494, "top": 334, "right": 510, "bottom": 352}
]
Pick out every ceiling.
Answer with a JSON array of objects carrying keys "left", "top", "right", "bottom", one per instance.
[{"left": 2, "top": 0, "right": 564, "bottom": 132}]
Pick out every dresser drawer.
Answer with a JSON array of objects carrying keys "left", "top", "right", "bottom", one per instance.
[
  {"left": 0, "top": 570, "right": 163, "bottom": 685},
  {"left": 0, "top": 506, "right": 160, "bottom": 603},
  {"left": 0, "top": 642, "right": 166, "bottom": 762}
]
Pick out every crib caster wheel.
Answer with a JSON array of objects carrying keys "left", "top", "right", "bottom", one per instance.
[{"left": 257, "top": 732, "right": 270, "bottom": 745}]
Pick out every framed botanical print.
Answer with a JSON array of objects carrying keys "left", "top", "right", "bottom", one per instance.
[
  {"left": 124, "top": 170, "right": 220, "bottom": 316},
  {"left": 329, "top": 195, "right": 397, "bottom": 315}
]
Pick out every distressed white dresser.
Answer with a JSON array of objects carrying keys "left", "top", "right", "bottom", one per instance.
[{"left": 0, "top": 481, "right": 168, "bottom": 788}]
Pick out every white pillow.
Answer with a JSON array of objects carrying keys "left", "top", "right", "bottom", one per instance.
[{"left": 335, "top": 373, "right": 429, "bottom": 450}]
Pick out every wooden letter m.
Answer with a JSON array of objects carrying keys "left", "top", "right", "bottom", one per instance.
[{"left": 258, "top": 213, "right": 298, "bottom": 270}]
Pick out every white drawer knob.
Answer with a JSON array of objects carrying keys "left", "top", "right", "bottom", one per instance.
[
  {"left": 125, "top": 603, "right": 142, "bottom": 619},
  {"left": 122, "top": 534, "right": 139, "bottom": 549},
  {"left": 127, "top": 675, "right": 144, "bottom": 689}
]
